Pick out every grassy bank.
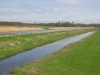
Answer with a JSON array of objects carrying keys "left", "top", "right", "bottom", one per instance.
[
  {"left": 0, "top": 29, "right": 94, "bottom": 59},
  {"left": 10, "top": 30, "right": 100, "bottom": 75}
]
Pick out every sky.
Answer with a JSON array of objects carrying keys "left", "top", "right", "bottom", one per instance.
[{"left": 0, "top": 0, "right": 100, "bottom": 23}]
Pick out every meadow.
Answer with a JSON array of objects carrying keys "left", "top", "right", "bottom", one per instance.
[
  {"left": 10, "top": 30, "right": 100, "bottom": 75},
  {"left": 0, "top": 29, "right": 94, "bottom": 59}
]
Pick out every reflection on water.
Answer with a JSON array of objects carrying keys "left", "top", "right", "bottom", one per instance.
[
  {"left": 0, "top": 28, "right": 80, "bottom": 36},
  {"left": 0, "top": 31, "right": 95, "bottom": 75},
  {"left": 0, "top": 30, "right": 62, "bottom": 36}
]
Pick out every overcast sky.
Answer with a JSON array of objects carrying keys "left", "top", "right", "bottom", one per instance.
[{"left": 0, "top": 0, "right": 100, "bottom": 23}]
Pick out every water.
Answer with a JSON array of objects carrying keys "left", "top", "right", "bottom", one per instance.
[
  {"left": 0, "top": 30, "right": 62, "bottom": 36},
  {"left": 0, "top": 31, "right": 95, "bottom": 75}
]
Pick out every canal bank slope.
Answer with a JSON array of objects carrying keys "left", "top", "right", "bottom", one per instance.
[
  {"left": 10, "top": 30, "right": 100, "bottom": 75},
  {"left": 0, "top": 29, "right": 94, "bottom": 60}
]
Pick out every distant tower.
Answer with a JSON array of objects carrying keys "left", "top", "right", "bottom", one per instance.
[{"left": 35, "top": 22, "right": 37, "bottom": 25}]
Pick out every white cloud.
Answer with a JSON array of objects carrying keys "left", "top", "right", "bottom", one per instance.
[
  {"left": 53, "top": 8, "right": 58, "bottom": 12},
  {"left": 0, "top": 7, "right": 31, "bottom": 14},
  {"left": 0, "top": 0, "right": 100, "bottom": 23},
  {"left": 56, "top": 0, "right": 83, "bottom": 4}
]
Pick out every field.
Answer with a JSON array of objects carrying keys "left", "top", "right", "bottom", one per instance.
[
  {"left": 10, "top": 30, "right": 100, "bottom": 75},
  {"left": 0, "top": 26, "right": 94, "bottom": 33},
  {"left": 50, "top": 27, "right": 94, "bottom": 30},
  {"left": 0, "top": 26, "right": 43, "bottom": 33},
  {"left": 0, "top": 29, "right": 94, "bottom": 59}
]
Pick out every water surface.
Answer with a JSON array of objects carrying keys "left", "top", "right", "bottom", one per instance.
[{"left": 0, "top": 30, "right": 62, "bottom": 36}]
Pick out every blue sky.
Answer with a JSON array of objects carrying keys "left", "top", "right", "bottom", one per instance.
[{"left": 0, "top": 0, "right": 100, "bottom": 23}]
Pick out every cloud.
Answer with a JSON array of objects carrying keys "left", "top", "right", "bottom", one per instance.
[
  {"left": 53, "top": 8, "right": 58, "bottom": 12},
  {"left": 56, "top": 0, "right": 100, "bottom": 13},
  {"left": 0, "top": 0, "right": 13, "bottom": 3},
  {"left": 0, "top": 7, "right": 31, "bottom": 14},
  {"left": 0, "top": 0, "right": 100, "bottom": 23},
  {"left": 71, "top": 1, "right": 100, "bottom": 13},
  {"left": 56, "top": 0, "right": 83, "bottom": 4}
]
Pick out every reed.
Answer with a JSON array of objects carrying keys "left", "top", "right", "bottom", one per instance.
[
  {"left": 0, "top": 26, "right": 94, "bottom": 33},
  {"left": 34, "top": 26, "right": 94, "bottom": 30},
  {"left": 0, "top": 26, "right": 43, "bottom": 33}
]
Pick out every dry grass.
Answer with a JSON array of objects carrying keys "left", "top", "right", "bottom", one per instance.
[
  {"left": 50, "top": 27, "right": 94, "bottom": 30},
  {"left": 0, "top": 26, "right": 43, "bottom": 33},
  {"left": 0, "top": 42, "right": 6, "bottom": 47},
  {"left": 0, "top": 26, "right": 94, "bottom": 33}
]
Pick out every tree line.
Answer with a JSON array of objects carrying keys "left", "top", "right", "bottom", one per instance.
[
  {"left": 0, "top": 21, "right": 24, "bottom": 26},
  {"left": 0, "top": 21, "right": 100, "bottom": 27},
  {"left": 37, "top": 21, "right": 100, "bottom": 27}
]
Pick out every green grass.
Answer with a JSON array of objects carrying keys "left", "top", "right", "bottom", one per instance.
[
  {"left": 0, "top": 29, "right": 94, "bottom": 59},
  {"left": 10, "top": 30, "right": 100, "bottom": 75}
]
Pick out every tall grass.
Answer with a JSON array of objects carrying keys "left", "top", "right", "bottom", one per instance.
[
  {"left": 0, "top": 26, "right": 43, "bottom": 33},
  {"left": 50, "top": 27, "right": 94, "bottom": 30},
  {"left": 10, "top": 30, "right": 100, "bottom": 75},
  {"left": 0, "top": 26, "right": 94, "bottom": 33}
]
